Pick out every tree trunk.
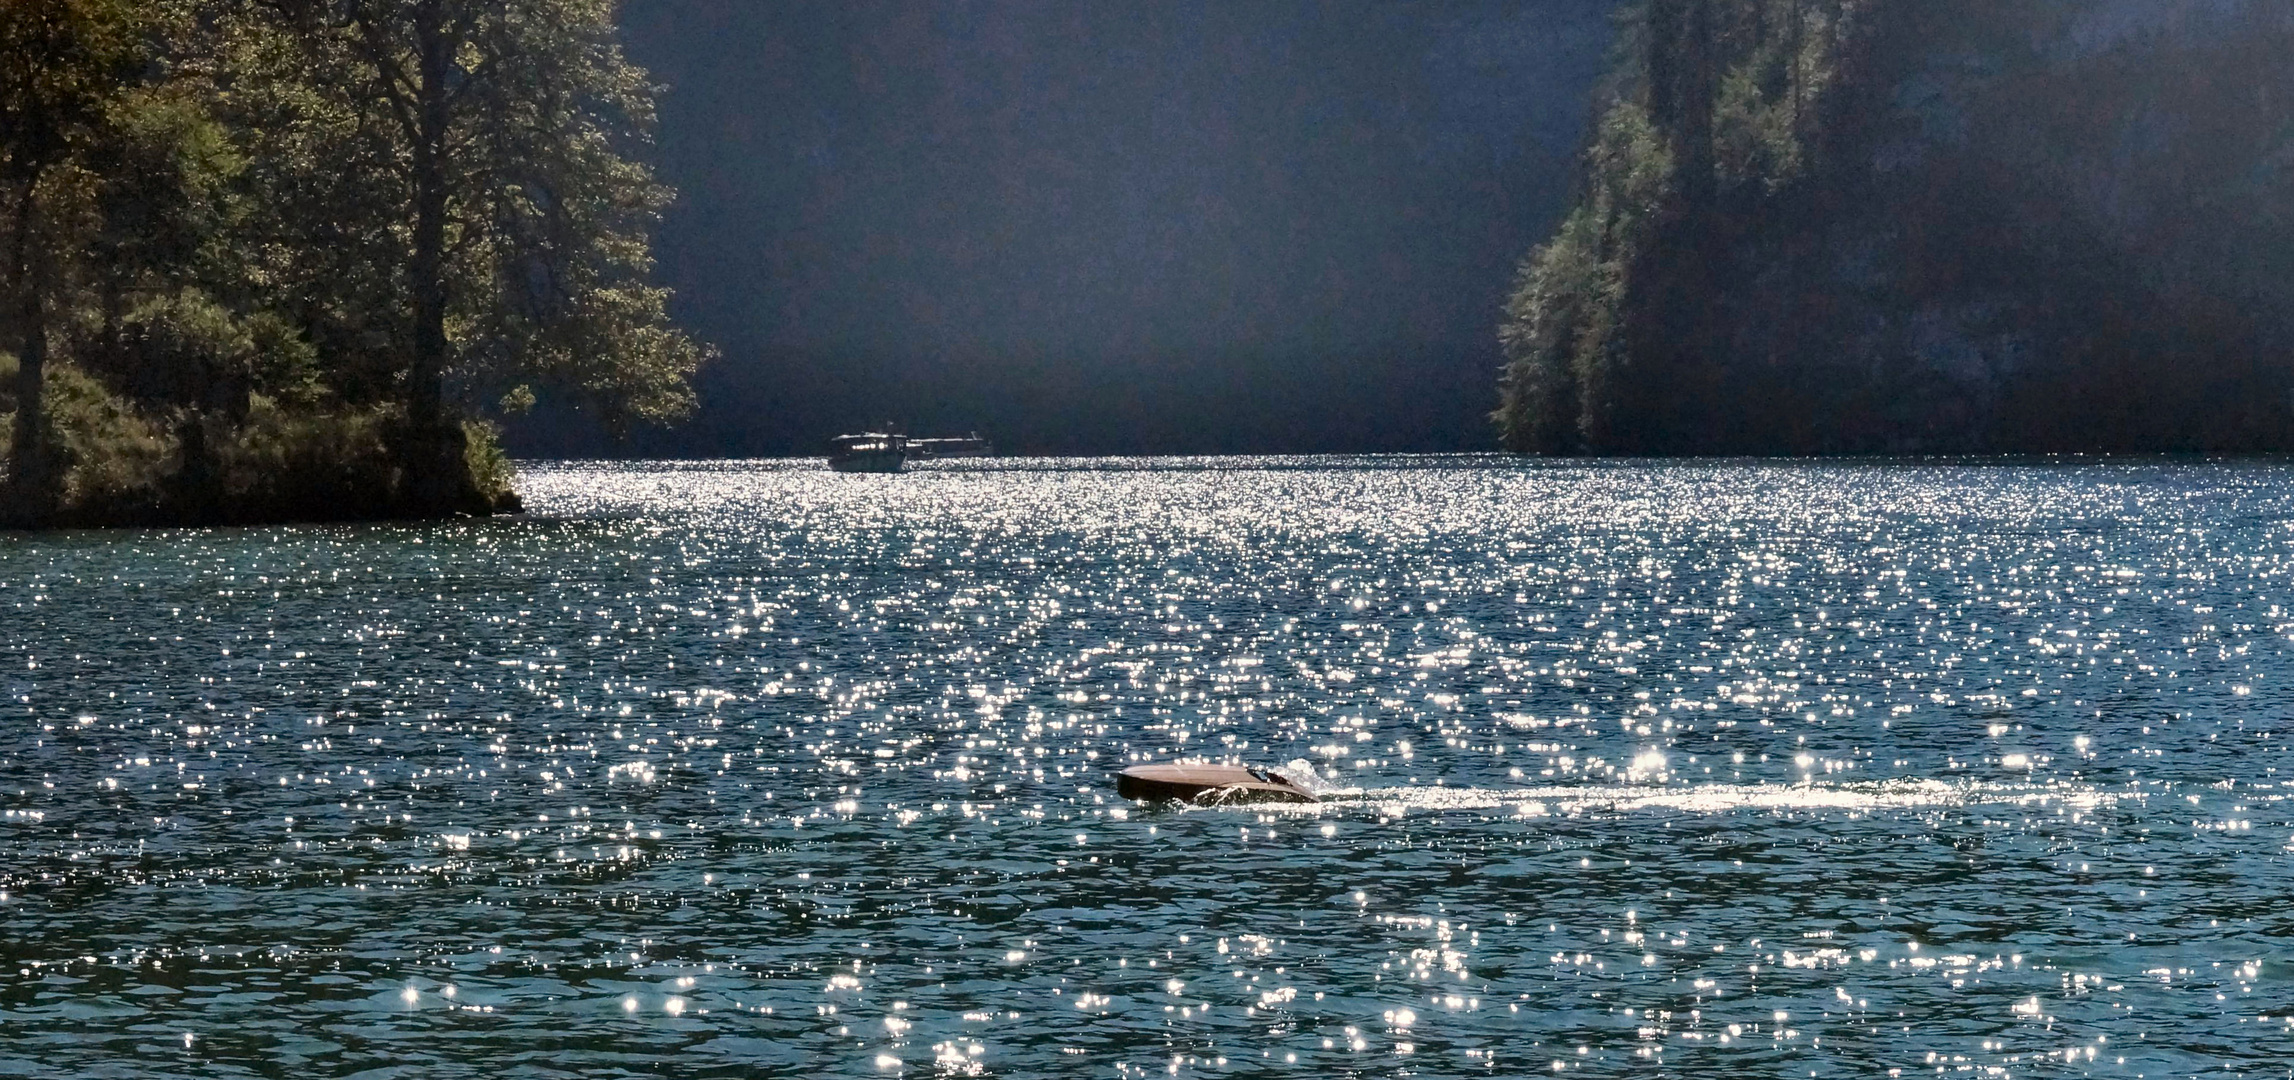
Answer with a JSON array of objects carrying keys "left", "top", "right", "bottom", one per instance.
[
  {"left": 405, "top": 0, "right": 461, "bottom": 511},
  {"left": 8, "top": 180, "right": 53, "bottom": 526},
  {"left": 409, "top": 11, "right": 447, "bottom": 434},
  {"left": 9, "top": 296, "right": 51, "bottom": 524}
]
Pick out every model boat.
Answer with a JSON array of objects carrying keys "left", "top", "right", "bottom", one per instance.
[{"left": 1114, "top": 763, "right": 1318, "bottom": 805}]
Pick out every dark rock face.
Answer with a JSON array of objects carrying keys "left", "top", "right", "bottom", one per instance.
[{"left": 1499, "top": 0, "right": 2294, "bottom": 455}]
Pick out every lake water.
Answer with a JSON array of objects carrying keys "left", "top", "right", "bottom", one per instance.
[{"left": 4, "top": 456, "right": 2293, "bottom": 1078}]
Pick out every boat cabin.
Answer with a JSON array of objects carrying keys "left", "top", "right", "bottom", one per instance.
[{"left": 826, "top": 433, "right": 907, "bottom": 473}]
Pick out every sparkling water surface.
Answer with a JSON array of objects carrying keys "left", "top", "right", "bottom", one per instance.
[{"left": 5, "top": 456, "right": 2294, "bottom": 1078}]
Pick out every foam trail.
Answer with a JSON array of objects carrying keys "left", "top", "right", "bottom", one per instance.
[{"left": 1302, "top": 778, "right": 2128, "bottom": 816}]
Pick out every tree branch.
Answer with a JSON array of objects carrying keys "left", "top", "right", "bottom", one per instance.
[{"left": 346, "top": 1, "right": 422, "bottom": 149}]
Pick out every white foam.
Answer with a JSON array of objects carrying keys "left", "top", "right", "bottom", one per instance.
[
  {"left": 1278, "top": 759, "right": 1333, "bottom": 795},
  {"left": 1301, "top": 778, "right": 2125, "bottom": 817}
]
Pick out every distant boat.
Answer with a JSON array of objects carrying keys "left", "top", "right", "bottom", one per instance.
[
  {"left": 1115, "top": 763, "right": 1318, "bottom": 805},
  {"left": 826, "top": 433, "right": 906, "bottom": 473},
  {"left": 907, "top": 432, "right": 994, "bottom": 459}
]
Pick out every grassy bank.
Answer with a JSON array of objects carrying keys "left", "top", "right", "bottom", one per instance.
[{"left": 2, "top": 355, "right": 519, "bottom": 528}]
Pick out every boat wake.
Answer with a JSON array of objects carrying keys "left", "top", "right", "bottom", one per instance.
[{"left": 1231, "top": 773, "right": 2128, "bottom": 818}]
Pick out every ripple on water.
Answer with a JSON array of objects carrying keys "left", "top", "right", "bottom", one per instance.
[{"left": 3, "top": 456, "right": 2294, "bottom": 1076}]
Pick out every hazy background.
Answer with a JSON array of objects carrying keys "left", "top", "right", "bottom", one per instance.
[{"left": 508, "top": 0, "right": 1618, "bottom": 457}]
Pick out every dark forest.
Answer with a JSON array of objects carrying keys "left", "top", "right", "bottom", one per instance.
[
  {"left": 1, "top": 0, "right": 706, "bottom": 526},
  {"left": 1499, "top": 0, "right": 2294, "bottom": 455}
]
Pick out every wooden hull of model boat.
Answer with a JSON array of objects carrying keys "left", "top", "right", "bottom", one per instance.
[{"left": 1115, "top": 763, "right": 1317, "bottom": 805}]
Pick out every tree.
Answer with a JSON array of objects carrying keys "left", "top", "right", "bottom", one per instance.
[
  {"left": 252, "top": 0, "right": 708, "bottom": 508},
  {"left": 1497, "top": 0, "right": 1853, "bottom": 455},
  {"left": 0, "top": 0, "right": 147, "bottom": 519},
  {"left": 1501, "top": 0, "right": 2294, "bottom": 455}
]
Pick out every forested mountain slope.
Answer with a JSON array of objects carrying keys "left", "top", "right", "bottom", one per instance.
[{"left": 1498, "top": 0, "right": 2294, "bottom": 454}]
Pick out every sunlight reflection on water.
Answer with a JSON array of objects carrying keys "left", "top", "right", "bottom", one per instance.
[{"left": 3, "top": 456, "right": 2294, "bottom": 1076}]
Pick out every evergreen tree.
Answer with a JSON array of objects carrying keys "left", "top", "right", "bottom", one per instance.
[
  {"left": 1499, "top": 0, "right": 2294, "bottom": 455},
  {"left": 0, "top": 0, "right": 149, "bottom": 519}
]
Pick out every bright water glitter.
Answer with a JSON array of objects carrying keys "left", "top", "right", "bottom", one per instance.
[{"left": 3, "top": 456, "right": 2293, "bottom": 1077}]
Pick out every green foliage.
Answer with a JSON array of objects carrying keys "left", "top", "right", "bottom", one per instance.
[
  {"left": 461, "top": 418, "right": 517, "bottom": 509},
  {"left": 1498, "top": 104, "right": 1670, "bottom": 453},
  {"left": 211, "top": 395, "right": 401, "bottom": 521},
  {"left": 0, "top": 351, "right": 13, "bottom": 442},
  {"left": 1501, "top": 0, "right": 1854, "bottom": 452},
  {"left": 0, "top": 0, "right": 707, "bottom": 526},
  {"left": 96, "top": 288, "right": 324, "bottom": 407},
  {"left": 46, "top": 362, "right": 173, "bottom": 518},
  {"left": 91, "top": 79, "right": 244, "bottom": 290},
  {"left": 0, "top": 360, "right": 173, "bottom": 523},
  {"left": 0, "top": 370, "right": 521, "bottom": 524},
  {"left": 0, "top": 0, "right": 147, "bottom": 190},
  {"left": 239, "top": 0, "right": 712, "bottom": 431},
  {"left": 1, "top": 0, "right": 156, "bottom": 519}
]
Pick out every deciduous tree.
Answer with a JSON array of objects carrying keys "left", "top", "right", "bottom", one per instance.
[{"left": 251, "top": 0, "right": 708, "bottom": 508}]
